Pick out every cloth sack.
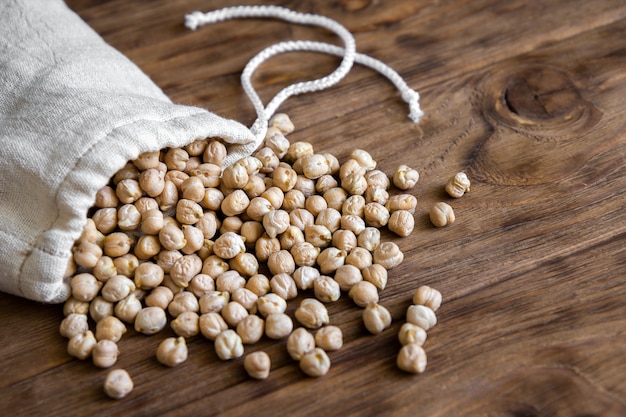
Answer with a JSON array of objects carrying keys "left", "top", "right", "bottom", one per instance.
[{"left": 0, "top": 1, "right": 422, "bottom": 304}]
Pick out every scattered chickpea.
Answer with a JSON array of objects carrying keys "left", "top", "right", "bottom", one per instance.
[
  {"left": 213, "top": 232, "right": 246, "bottom": 259},
  {"left": 363, "top": 202, "right": 390, "bottom": 228},
  {"left": 299, "top": 348, "right": 331, "bottom": 378},
  {"left": 199, "top": 312, "right": 228, "bottom": 341},
  {"left": 292, "top": 266, "right": 320, "bottom": 291},
  {"left": 236, "top": 314, "right": 265, "bottom": 344},
  {"left": 393, "top": 165, "right": 419, "bottom": 190},
  {"left": 63, "top": 297, "right": 90, "bottom": 317},
  {"left": 89, "top": 296, "right": 114, "bottom": 322},
  {"left": 264, "top": 127, "right": 289, "bottom": 159},
  {"left": 170, "top": 254, "right": 203, "bottom": 288},
  {"left": 171, "top": 311, "right": 200, "bottom": 338},
  {"left": 406, "top": 305, "right": 437, "bottom": 331},
  {"left": 73, "top": 241, "right": 103, "bottom": 269},
  {"left": 221, "top": 301, "right": 249, "bottom": 327},
  {"left": 316, "top": 247, "right": 346, "bottom": 275},
  {"left": 67, "top": 330, "right": 97, "bottom": 360},
  {"left": 168, "top": 291, "right": 200, "bottom": 318},
  {"left": 215, "top": 270, "right": 246, "bottom": 294},
  {"left": 214, "top": 329, "right": 244, "bottom": 360},
  {"left": 157, "top": 337, "right": 188, "bottom": 367},
  {"left": 92, "top": 339, "right": 119, "bottom": 368},
  {"left": 445, "top": 172, "right": 471, "bottom": 198},
  {"left": 412, "top": 285, "right": 443, "bottom": 312},
  {"left": 117, "top": 204, "right": 141, "bottom": 231},
  {"left": 430, "top": 202, "right": 455, "bottom": 227},
  {"left": 104, "top": 369, "right": 134, "bottom": 400},
  {"left": 295, "top": 298, "right": 329, "bottom": 329},
  {"left": 59, "top": 313, "right": 89, "bottom": 339},
  {"left": 397, "top": 343, "right": 427, "bottom": 374},
  {"left": 101, "top": 275, "right": 135, "bottom": 303},
  {"left": 313, "top": 275, "right": 341, "bottom": 303},
  {"left": 315, "top": 174, "right": 338, "bottom": 194},
  {"left": 290, "top": 242, "right": 320, "bottom": 267},
  {"left": 332, "top": 229, "right": 357, "bottom": 252},
  {"left": 263, "top": 209, "right": 290, "bottom": 239},
  {"left": 362, "top": 302, "right": 392, "bottom": 335},
  {"left": 144, "top": 286, "right": 174, "bottom": 310},
  {"left": 134, "top": 306, "right": 167, "bottom": 335},
  {"left": 345, "top": 247, "right": 373, "bottom": 270},
  {"left": 333, "top": 264, "right": 363, "bottom": 292},
  {"left": 315, "top": 326, "right": 343, "bottom": 351},
  {"left": 244, "top": 351, "right": 271, "bottom": 380},
  {"left": 95, "top": 316, "right": 127, "bottom": 342},
  {"left": 257, "top": 293, "right": 287, "bottom": 317},
  {"left": 304, "top": 224, "right": 332, "bottom": 249},
  {"left": 372, "top": 242, "right": 404, "bottom": 270},
  {"left": 270, "top": 273, "right": 298, "bottom": 300},
  {"left": 385, "top": 194, "right": 417, "bottom": 214},
  {"left": 388, "top": 210, "right": 415, "bottom": 237},
  {"left": 362, "top": 264, "right": 388, "bottom": 291},
  {"left": 398, "top": 322, "right": 427, "bottom": 346},
  {"left": 287, "top": 327, "right": 316, "bottom": 360},
  {"left": 265, "top": 313, "right": 293, "bottom": 339},
  {"left": 114, "top": 293, "right": 142, "bottom": 324},
  {"left": 71, "top": 273, "right": 102, "bottom": 302},
  {"left": 92, "top": 207, "right": 117, "bottom": 234},
  {"left": 246, "top": 274, "right": 271, "bottom": 297},
  {"left": 95, "top": 185, "right": 119, "bottom": 208}
]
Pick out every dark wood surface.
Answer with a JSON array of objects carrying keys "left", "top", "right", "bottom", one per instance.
[{"left": 1, "top": 1, "right": 625, "bottom": 416}]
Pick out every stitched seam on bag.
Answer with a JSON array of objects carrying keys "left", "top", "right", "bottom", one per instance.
[{"left": 16, "top": 109, "right": 212, "bottom": 298}]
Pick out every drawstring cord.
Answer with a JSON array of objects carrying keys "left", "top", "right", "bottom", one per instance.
[{"left": 185, "top": 5, "right": 423, "bottom": 156}]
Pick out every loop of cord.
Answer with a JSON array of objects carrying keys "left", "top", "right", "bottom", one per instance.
[
  {"left": 185, "top": 5, "right": 356, "bottom": 142},
  {"left": 241, "top": 40, "right": 424, "bottom": 126}
]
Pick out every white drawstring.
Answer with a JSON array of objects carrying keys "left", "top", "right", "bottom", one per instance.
[{"left": 185, "top": 5, "right": 423, "bottom": 155}]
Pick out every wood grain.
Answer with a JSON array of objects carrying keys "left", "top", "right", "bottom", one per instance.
[{"left": 1, "top": 0, "right": 625, "bottom": 416}]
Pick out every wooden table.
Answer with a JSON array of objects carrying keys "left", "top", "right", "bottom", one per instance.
[{"left": 1, "top": 0, "right": 625, "bottom": 415}]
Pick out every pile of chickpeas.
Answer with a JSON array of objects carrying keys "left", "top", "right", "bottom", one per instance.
[{"left": 59, "top": 113, "right": 469, "bottom": 399}]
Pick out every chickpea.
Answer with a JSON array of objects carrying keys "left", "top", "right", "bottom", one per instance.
[
  {"left": 264, "top": 127, "right": 289, "bottom": 158},
  {"left": 349, "top": 281, "right": 379, "bottom": 308},
  {"left": 176, "top": 199, "right": 203, "bottom": 225},
  {"left": 305, "top": 195, "right": 327, "bottom": 217},
  {"left": 240, "top": 221, "right": 265, "bottom": 248},
  {"left": 63, "top": 297, "right": 90, "bottom": 317},
  {"left": 213, "top": 232, "right": 246, "bottom": 260},
  {"left": 244, "top": 351, "right": 271, "bottom": 380},
  {"left": 188, "top": 274, "right": 215, "bottom": 298},
  {"left": 412, "top": 285, "right": 443, "bottom": 312},
  {"left": 300, "top": 154, "right": 330, "bottom": 179},
  {"left": 304, "top": 224, "right": 332, "bottom": 248},
  {"left": 139, "top": 168, "right": 165, "bottom": 197},
  {"left": 95, "top": 316, "right": 127, "bottom": 342},
  {"left": 71, "top": 273, "right": 102, "bottom": 302},
  {"left": 339, "top": 159, "right": 367, "bottom": 180},
  {"left": 95, "top": 185, "right": 119, "bottom": 208},
  {"left": 135, "top": 306, "right": 167, "bottom": 335},
  {"left": 316, "top": 208, "right": 342, "bottom": 233},
  {"left": 263, "top": 209, "right": 290, "bottom": 239},
  {"left": 292, "top": 266, "right": 320, "bottom": 291},
  {"left": 89, "top": 296, "right": 114, "bottom": 322},
  {"left": 295, "top": 298, "right": 329, "bottom": 329},
  {"left": 246, "top": 274, "right": 271, "bottom": 297},
  {"left": 269, "top": 113, "right": 295, "bottom": 134},
  {"left": 73, "top": 241, "right": 102, "bottom": 269},
  {"left": 103, "top": 369, "right": 134, "bottom": 399},
  {"left": 313, "top": 276, "right": 341, "bottom": 303},
  {"left": 290, "top": 242, "right": 320, "bottom": 267},
  {"left": 170, "top": 254, "right": 203, "bottom": 288},
  {"left": 406, "top": 305, "right": 437, "bottom": 331},
  {"left": 155, "top": 250, "right": 183, "bottom": 274},
  {"left": 67, "top": 330, "right": 97, "bottom": 360},
  {"left": 385, "top": 194, "right": 417, "bottom": 214},
  {"left": 289, "top": 208, "right": 315, "bottom": 231},
  {"left": 257, "top": 293, "right": 287, "bottom": 317},
  {"left": 246, "top": 196, "right": 274, "bottom": 222},
  {"left": 372, "top": 242, "right": 404, "bottom": 270},
  {"left": 341, "top": 173, "right": 368, "bottom": 196},
  {"left": 157, "top": 336, "right": 188, "bottom": 367},
  {"left": 254, "top": 235, "right": 280, "bottom": 263},
  {"left": 243, "top": 175, "right": 266, "bottom": 199},
  {"left": 203, "top": 140, "right": 227, "bottom": 166},
  {"left": 93, "top": 256, "right": 117, "bottom": 282},
  {"left": 156, "top": 180, "right": 178, "bottom": 212},
  {"left": 195, "top": 211, "right": 218, "bottom": 240},
  {"left": 362, "top": 302, "right": 392, "bottom": 334},
  {"left": 430, "top": 202, "right": 455, "bottom": 227},
  {"left": 171, "top": 311, "right": 200, "bottom": 338},
  {"left": 362, "top": 264, "right": 388, "bottom": 291},
  {"left": 92, "top": 207, "right": 117, "bottom": 234},
  {"left": 445, "top": 172, "right": 471, "bottom": 198},
  {"left": 190, "top": 163, "right": 221, "bottom": 188},
  {"left": 201, "top": 254, "right": 228, "bottom": 278},
  {"left": 164, "top": 147, "right": 189, "bottom": 171},
  {"left": 342, "top": 195, "right": 366, "bottom": 217},
  {"left": 199, "top": 312, "right": 228, "bottom": 340},
  {"left": 282, "top": 189, "right": 306, "bottom": 212},
  {"left": 397, "top": 344, "right": 427, "bottom": 374},
  {"left": 334, "top": 264, "right": 363, "bottom": 292},
  {"left": 113, "top": 254, "right": 138, "bottom": 278},
  {"left": 168, "top": 291, "right": 199, "bottom": 318},
  {"left": 229, "top": 253, "right": 259, "bottom": 277},
  {"left": 255, "top": 147, "right": 280, "bottom": 174},
  {"left": 199, "top": 291, "right": 230, "bottom": 314},
  {"left": 363, "top": 202, "right": 390, "bottom": 228},
  {"left": 350, "top": 149, "right": 377, "bottom": 170},
  {"left": 315, "top": 174, "right": 338, "bottom": 194},
  {"left": 103, "top": 232, "right": 133, "bottom": 258},
  {"left": 101, "top": 275, "right": 135, "bottom": 303},
  {"left": 299, "top": 348, "right": 330, "bottom": 378},
  {"left": 221, "top": 190, "right": 250, "bottom": 217},
  {"left": 316, "top": 247, "right": 346, "bottom": 275},
  {"left": 315, "top": 326, "right": 343, "bottom": 351},
  {"left": 357, "top": 227, "right": 380, "bottom": 252},
  {"left": 236, "top": 314, "right": 265, "bottom": 344},
  {"left": 59, "top": 313, "right": 89, "bottom": 339},
  {"left": 92, "top": 339, "right": 119, "bottom": 368},
  {"left": 221, "top": 301, "right": 249, "bottom": 327},
  {"left": 279, "top": 225, "right": 305, "bottom": 251},
  {"left": 269, "top": 273, "right": 298, "bottom": 300},
  {"left": 141, "top": 209, "right": 164, "bottom": 235},
  {"left": 181, "top": 225, "right": 204, "bottom": 255},
  {"left": 323, "top": 187, "right": 348, "bottom": 211},
  {"left": 265, "top": 313, "right": 293, "bottom": 340},
  {"left": 345, "top": 247, "right": 373, "bottom": 270},
  {"left": 222, "top": 163, "right": 249, "bottom": 189},
  {"left": 393, "top": 165, "right": 419, "bottom": 190},
  {"left": 287, "top": 327, "right": 315, "bottom": 360},
  {"left": 216, "top": 270, "right": 246, "bottom": 293},
  {"left": 116, "top": 179, "right": 142, "bottom": 204},
  {"left": 214, "top": 329, "right": 244, "bottom": 360},
  {"left": 388, "top": 210, "right": 415, "bottom": 237},
  {"left": 332, "top": 229, "right": 357, "bottom": 253},
  {"left": 113, "top": 162, "right": 139, "bottom": 185},
  {"left": 267, "top": 250, "right": 296, "bottom": 276},
  {"left": 398, "top": 322, "right": 427, "bottom": 346},
  {"left": 285, "top": 141, "right": 313, "bottom": 163},
  {"left": 134, "top": 197, "right": 159, "bottom": 215},
  {"left": 294, "top": 175, "right": 316, "bottom": 197},
  {"left": 114, "top": 293, "right": 142, "bottom": 324},
  {"left": 116, "top": 204, "right": 141, "bottom": 231},
  {"left": 201, "top": 188, "right": 224, "bottom": 211}
]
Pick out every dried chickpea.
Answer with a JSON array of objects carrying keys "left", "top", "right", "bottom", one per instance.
[
  {"left": 134, "top": 197, "right": 158, "bottom": 214},
  {"left": 141, "top": 209, "right": 164, "bottom": 235},
  {"left": 138, "top": 168, "right": 165, "bottom": 197},
  {"left": 364, "top": 186, "right": 389, "bottom": 205},
  {"left": 144, "top": 286, "right": 174, "bottom": 310},
  {"left": 397, "top": 344, "right": 427, "bottom": 374},
  {"left": 304, "top": 195, "right": 327, "bottom": 217},
  {"left": 246, "top": 274, "right": 271, "bottom": 297},
  {"left": 257, "top": 293, "right": 287, "bottom": 317},
  {"left": 135, "top": 306, "right": 167, "bottom": 335},
  {"left": 285, "top": 141, "right": 313, "bottom": 163},
  {"left": 265, "top": 313, "right": 293, "bottom": 339},
  {"left": 357, "top": 227, "right": 380, "bottom": 252},
  {"left": 71, "top": 273, "right": 102, "bottom": 302},
  {"left": 269, "top": 113, "right": 295, "bottom": 134},
  {"left": 93, "top": 256, "right": 117, "bottom": 282},
  {"left": 221, "top": 190, "right": 250, "bottom": 217},
  {"left": 95, "top": 185, "right": 119, "bottom": 208},
  {"left": 201, "top": 254, "right": 228, "bottom": 278},
  {"left": 215, "top": 329, "right": 244, "bottom": 360},
  {"left": 362, "top": 264, "right": 388, "bottom": 291},
  {"left": 445, "top": 172, "right": 471, "bottom": 198},
  {"left": 332, "top": 229, "right": 357, "bottom": 252},
  {"left": 362, "top": 302, "right": 392, "bottom": 334},
  {"left": 164, "top": 169, "right": 189, "bottom": 190},
  {"left": 199, "top": 312, "right": 228, "bottom": 340},
  {"left": 363, "top": 202, "right": 390, "bottom": 228},
  {"left": 203, "top": 140, "right": 227, "bottom": 166},
  {"left": 339, "top": 159, "right": 367, "bottom": 179},
  {"left": 254, "top": 235, "right": 280, "bottom": 263},
  {"left": 300, "top": 154, "right": 330, "bottom": 179},
  {"left": 315, "top": 326, "right": 343, "bottom": 351},
  {"left": 101, "top": 275, "right": 135, "bottom": 303},
  {"left": 282, "top": 189, "right": 305, "bottom": 212},
  {"left": 289, "top": 208, "right": 315, "bottom": 231},
  {"left": 89, "top": 296, "right": 114, "bottom": 322},
  {"left": 199, "top": 291, "right": 230, "bottom": 314},
  {"left": 292, "top": 266, "right": 320, "bottom": 291},
  {"left": 195, "top": 211, "right": 218, "bottom": 240},
  {"left": 372, "top": 242, "right": 404, "bottom": 270},
  {"left": 341, "top": 173, "right": 368, "bottom": 196},
  {"left": 340, "top": 215, "right": 366, "bottom": 236},
  {"left": 279, "top": 225, "right": 305, "bottom": 251},
  {"left": 164, "top": 147, "right": 189, "bottom": 171},
  {"left": 264, "top": 126, "right": 289, "bottom": 158},
  {"left": 216, "top": 270, "right": 246, "bottom": 293},
  {"left": 117, "top": 204, "right": 141, "bottom": 231},
  {"left": 243, "top": 175, "right": 266, "bottom": 199},
  {"left": 349, "top": 281, "right": 379, "bottom": 308},
  {"left": 272, "top": 165, "right": 297, "bottom": 192},
  {"left": 290, "top": 242, "right": 320, "bottom": 267},
  {"left": 116, "top": 179, "right": 142, "bottom": 204},
  {"left": 240, "top": 221, "right": 265, "bottom": 248},
  {"left": 244, "top": 351, "right": 271, "bottom": 380},
  {"left": 287, "top": 327, "right": 315, "bottom": 360},
  {"left": 393, "top": 165, "right": 419, "bottom": 190},
  {"left": 299, "top": 348, "right": 330, "bottom": 378},
  {"left": 104, "top": 369, "right": 134, "bottom": 400},
  {"left": 171, "top": 311, "right": 200, "bottom": 338},
  {"left": 294, "top": 175, "right": 316, "bottom": 197},
  {"left": 157, "top": 336, "right": 188, "bottom": 367},
  {"left": 222, "top": 163, "right": 249, "bottom": 189},
  {"left": 236, "top": 314, "right": 265, "bottom": 344},
  {"left": 398, "top": 322, "right": 427, "bottom": 346},
  {"left": 304, "top": 224, "right": 332, "bottom": 249},
  {"left": 406, "top": 305, "right": 437, "bottom": 331},
  {"left": 334, "top": 264, "right": 363, "bottom": 292},
  {"left": 114, "top": 293, "right": 142, "bottom": 324},
  {"left": 156, "top": 179, "right": 178, "bottom": 212},
  {"left": 191, "top": 163, "right": 221, "bottom": 188},
  {"left": 188, "top": 274, "right": 215, "bottom": 298},
  {"left": 430, "top": 202, "right": 455, "bottom": 227},
  {"left": 67, "top": 330, "right": 97, "bottom": 360},
  {"left": 345, "top": 247, "right": 373, "bottom": 270},
  {"left": 316, "top": 208, "right": 342, "bottom": 233},
  {"left": 386, "top": 194, "right": 417, "bottom": 214},
  {"left": 161, "top": 275, "right": 185, "bottom": 295},
  {"left": 342, "top": 195, "right": 366, "bottom": 217},
  {"left": 267, "top": 250, "right": 296, "bottom": 276},
  {"left": 221, "top": 301, "right": 249, "bottom": 327},
  {"left": 168, "top": 291, "right": 199, "bottom": 318},
  {"left": 388, "top": 210, "right": 415, "bottom": 237},
  {"left": 73, "top": 241, "right": 103, "bottom": 269},
  {"left": 103, "top": 232, "right": 133, "bottom": 258},
  {"left": 185, "top": 139, "right": 208, "bottom": 156},
  {"left": 93, "top": 339, "right": 119, "bottom": 368},
  {"left": 295, "top": 298, "right": 329, "bottom": 329},
  {"left": 60, "top": 313, "right": 89, "bottom": 339},
  {"left": 113, "top": 254, "right": 138, "bottom": 278},
  {"left": 92, "top": 207, "right": 117, "bottom": 234},
  {"left": 246, "top": 197, "right": 274, "bottom": 222},
  {"left": 95, "top": 316, "right": 127, "bottom": 342},
  {"left": 201, "top": 188, "right": 224, "bottom": 211},
  {"left": 313, "top": 276, "right": 341, "bottom": 303},
  {"left": 155, "top": 250, "right": 183, "bottom": 274},
  {"left": 133, "top": 235, "right": 160, "bottom": 260},
  {"left": 228, "top": 253, "right": 258, "bottom": 278},
  {"left": 213, "top": 232, "right": 245, "bottom": 259},
  {"left": 350, "top": 149, "right": 377, "bottom": 170},
  {"left": 113, "top": 162, "right": 139, "bottom": 184},
  {"left": 255, "top": 147, "right": 280, "bottom": 174},
  {"left": 176, "top": 199, "right": 204, "bottom": 225},
  {"left": 181, "top": 225, "right": 204, "bottom": 255},
  {"left": 323, "top": 187, "right": 348, "bottom": 211},
  {"left": 413, "top": 285, "right": 443, "bottom": 312},
  {"left": 170, "top": 254, "right": 203, "bottom": 288},
  {"left": 263, "top": 209, "right": 290, "bottom": 239},
  {"left": 315, "top": 174, "right": 338, "bottom": 194},
  {"left": 316, "top": 247, "right": 346, "bottom": 275},
  {"left": 323, "top": 153, "right": 340, "bottom": 175},
  {"left": 270, "top": 273, "right": 298, "bottom": 300}
]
